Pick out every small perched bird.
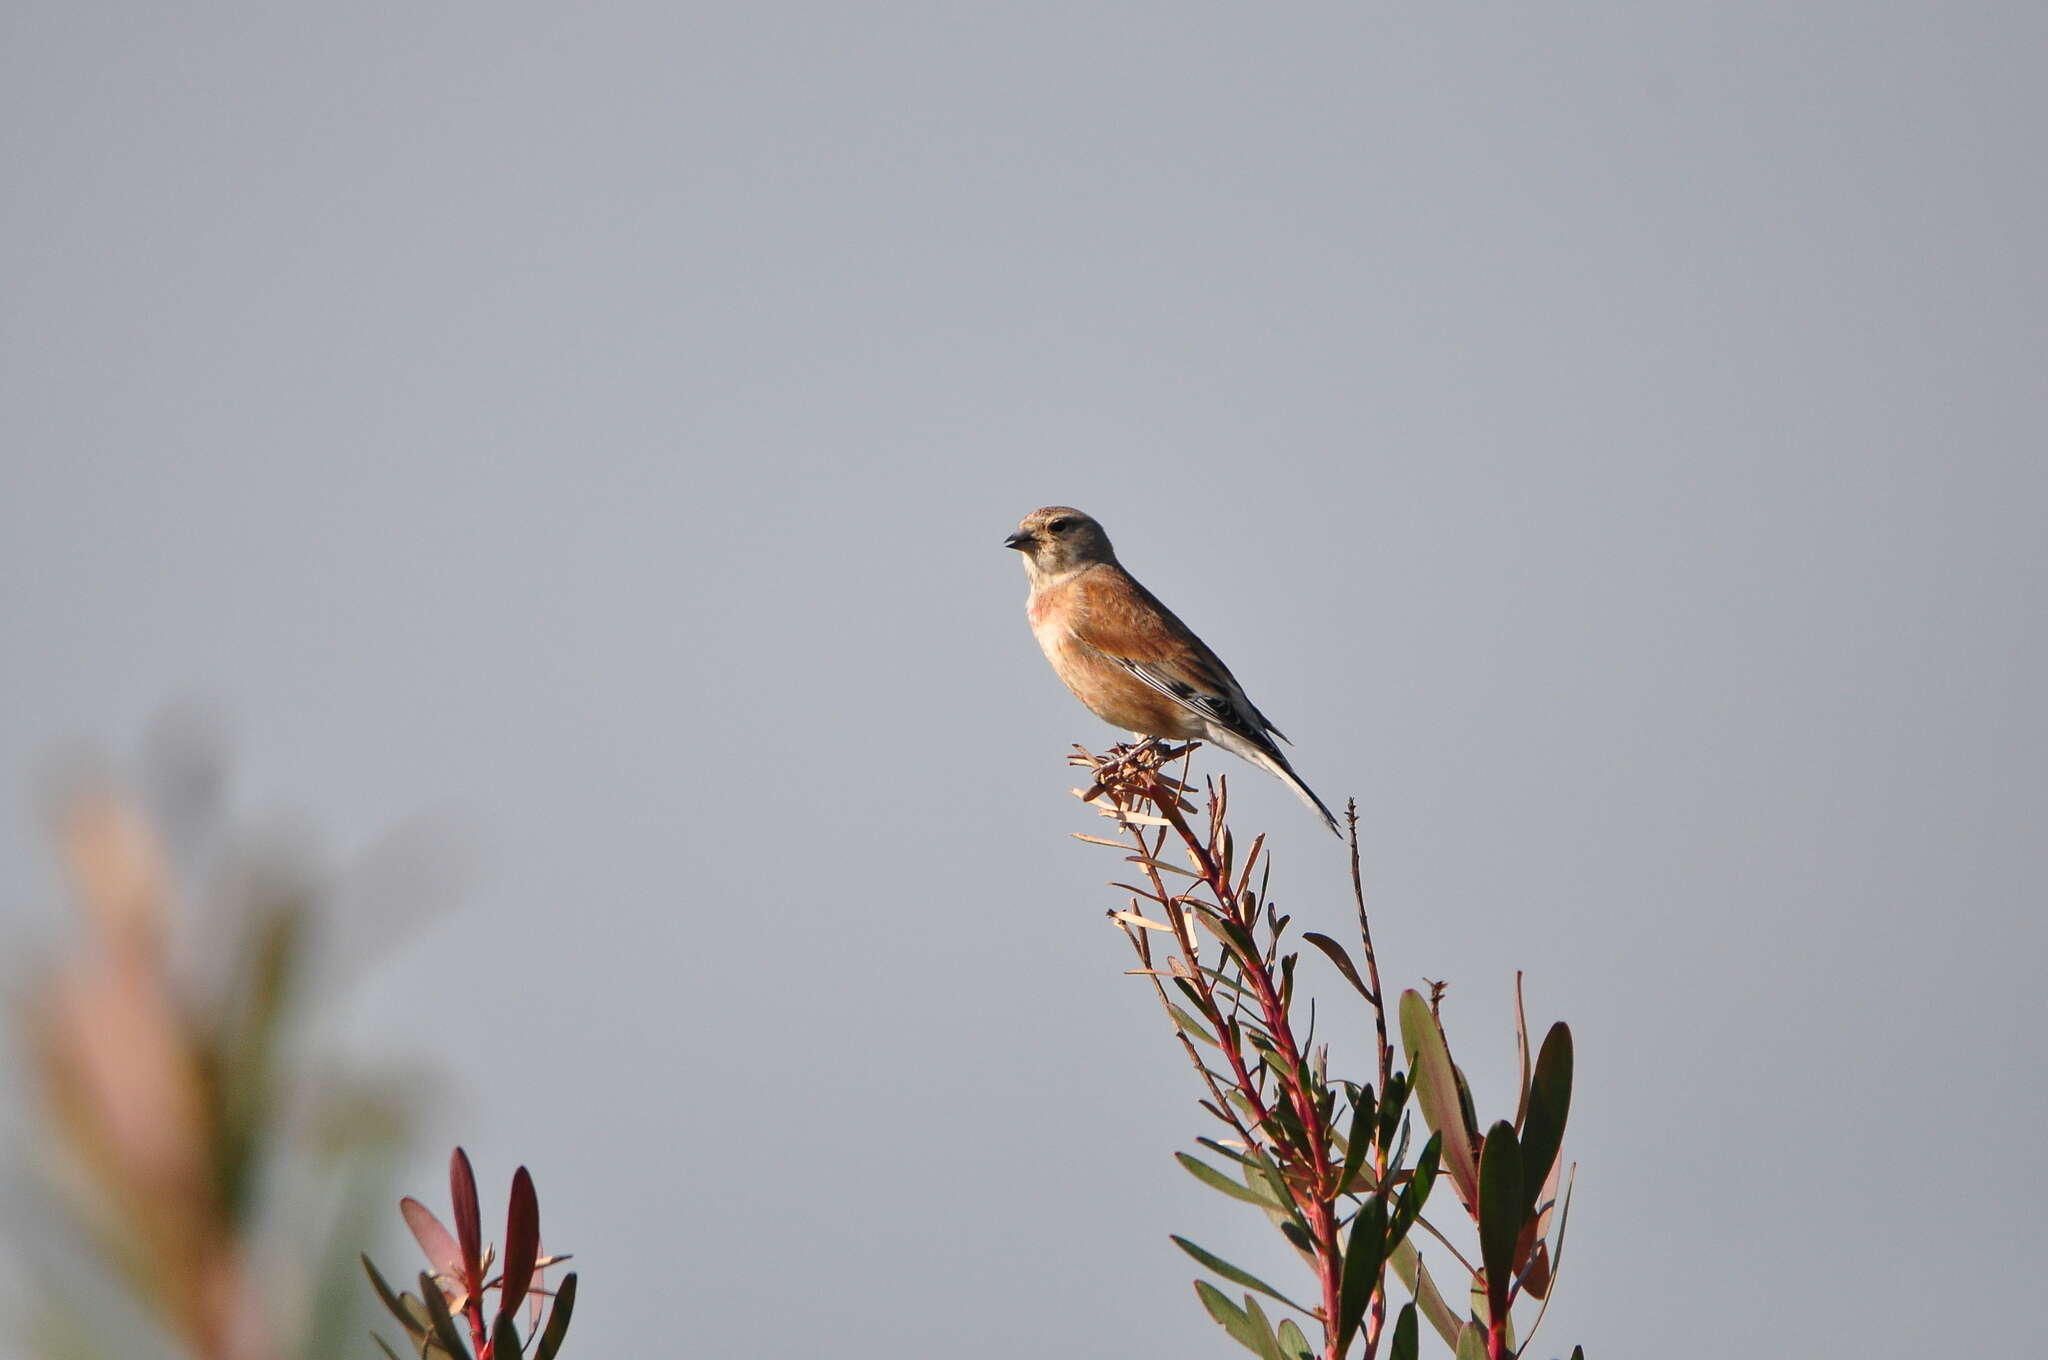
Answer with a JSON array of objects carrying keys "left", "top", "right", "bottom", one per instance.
[{"left": 1006, "top": 506, "right": 1340, "bottom": 836}]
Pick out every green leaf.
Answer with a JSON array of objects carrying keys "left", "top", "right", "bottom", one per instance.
[
  {"left": 1571, "top": 1348, "right": 1586, "bottom": 1360},
  {"left": 1300, "top": 931, "right": 1374, "bottom": 1003},
  {"left": 1171, "top": 1237, "right": 1314, "bottom": 1316},
  {"left": 1177, "top": 1152, "right": 1276, "bottom": 1207},
  {"left": 1388, "top": 1302, "right": 1419, "bottom": 1360},
  {"left": 1243, "top": 1297, "right": 1291, "bottom": 1360},
  {"left": 417, "top": 1273, "right": 471, "bottom": 1360},
  {"left": 1339, "top": 1084, "right": 1379, "bottom": 1193},
  {"left": 1388, "top": 1132, "right": 1441, "bottom": 1250},
  {"left": 1376, "top": 1070, "right": 1409, "bottom": 1154},
  {"left": 1477, "top": 1122, "right": 1523, "bottom": 1327},
  {"left": 1277, "top": 1217, "right": 1318, "bottom": 1258},
  {"left": 1336, "top": 1194, "right": 1388, "bottom": 1352},
  {"left": 1276, "top": 1317, "right": 1315, "bottom": 1360},
  {"left": 1389, "top": 1239, "right": 1460, "bottom": 1349},
  {"left": 492, "top": 1315, "right": 522, "bottom": 1360},
  {"left": 360, "top": 1255, "right": 422, "bottom": 1338},
  {"left": 370, "top": 1334, "right": 404, "bottom": 1360},
  {"left": 1167, "top": 1002, "right": 1221, "bottom": 1046},
  {"left": 1195, "top": 1281, "right": 1283, "bottom": 1359},
  {"left": 1455, "top": 1321, "right": 1490, "bottom": 1360},
  {"left": 1399, "top": 992, "right": 1477, "bottom": 1212},
  {"left": 1518, "top": 1024, "right": 1573, "bottom": 1222},
  {"left": 533, "top": 1273, "right": 577, "bottom": 1360}
]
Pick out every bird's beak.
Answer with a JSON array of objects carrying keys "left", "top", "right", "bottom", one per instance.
[{"left": 1003, "top": 531, "right": 1031, "bottom": 550}]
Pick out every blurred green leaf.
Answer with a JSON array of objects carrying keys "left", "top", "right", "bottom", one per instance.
[
  {"left": 1477, "top": 1122, "right": 1523, "bottom": 1328},
  {"left": 1455, "top": 1321, "right": 1489, "bottom": 1360},
  {"left": 533, "top": 1272, "right": 577, "bottom": 1360},
  {"left": 1399, "top": 991, "right": 1478, "bottom": 1213},
  {"left": 1276, "top": 1317, "right": 1314, "bottom": 1360},
  {"left": 1388, "top": 1301, "right": 1419, "bottom": 1360},
  {"left": 371, "top": 1334, "right": 404, "bottom": 1360},
  {"left": 1171, "top": 1236, "right": 1314, "bottom": 1315},
  {"left": 493, "top": 1314, "right": 522, "bottom": 1360},
  {"left": 360, "top": 1255, "right": 422, "bottom": 1338},
  {"left": 418, "top": 1272, "right": 471, "bottom": 1360}
]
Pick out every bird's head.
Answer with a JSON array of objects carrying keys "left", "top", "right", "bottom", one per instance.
[{"left": 1005, "top": 506, "right": 1115, "bottom": 583}]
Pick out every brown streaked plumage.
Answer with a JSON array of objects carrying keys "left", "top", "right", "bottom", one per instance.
[{"left": 1005, "top": 505, "right": 1340, "bottom": 835}]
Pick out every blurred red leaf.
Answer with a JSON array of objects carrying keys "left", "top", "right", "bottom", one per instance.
[
  {"left": 399, "top": 1198, "right": 465, "bottom": 1294},
  {"left": 449, "top": 1147, "right": 484, "bottom": 1294},
  {"left": 497, "top": 1167, "right": 539, "bottom": 1322}
]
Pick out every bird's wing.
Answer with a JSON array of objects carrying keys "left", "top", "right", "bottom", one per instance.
[{"left": 1065, "top": 566, "right": 1283, "bottom": 743}]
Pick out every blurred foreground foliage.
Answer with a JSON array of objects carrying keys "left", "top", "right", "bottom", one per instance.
[
  {"left": 9, "top": 725, "right": 421, "bottom": 1360},
  {"left": 1079, "top": 743, "right": 1584, "bottom": 1360}
]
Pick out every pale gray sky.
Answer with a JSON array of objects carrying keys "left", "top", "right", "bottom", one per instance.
[{"left": 4, "top": 3, "right": 2044, "bottom": 1357}]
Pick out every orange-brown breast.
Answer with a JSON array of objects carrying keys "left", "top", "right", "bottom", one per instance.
[{"left": 1027, "top": 567, "right": 1210, "bottom": 738}]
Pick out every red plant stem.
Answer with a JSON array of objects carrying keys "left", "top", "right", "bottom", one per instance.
[
  {"left": 1144, "top": 772, "right": 1347, "bottom": 1360},
  {"left": 465, "top": 1295, "right": 489, "bottom": 1358}
]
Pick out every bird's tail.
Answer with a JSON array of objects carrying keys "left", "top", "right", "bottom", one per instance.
[{"left": 1208, "top": 727, "right": 1343, "bottom": 838}]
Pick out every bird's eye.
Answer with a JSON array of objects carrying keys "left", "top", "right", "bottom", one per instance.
[{"left": 1048, "top": 517, "right": 1075, "bottom": 533}]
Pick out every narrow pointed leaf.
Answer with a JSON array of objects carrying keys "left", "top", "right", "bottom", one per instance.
[
  {"left": 497, "top": 1167, "right": 540, "bottom": 1323},
  {"left": 418, "top": 1272, "right": 472, "bottom": 1360},
  {"left": 1376, "top": 1071, "right": 1409, "bottom": 1154},
  {"left": 1339, "top": 1084, "right": 1379, "bottom": 1193},
  {"left": 1518, "top": 1024, "right": 1573, "bottom": 1223},
  {"left": 1276, "top": 1317, "right": 1314, "bottom": 1360},
  {"left": 1177, "top": 1152, "right": 1276, "bottom": 1207},
  {"left": 533, "top": 1273, "right": 577, "bottom": 1360},
  {"left": 1388, "top": 1132, "right": 1441, "bottom": 1249},
  {"left": 1196, "top": 1281, "right": 1275, "bottom": 1359},
  {"left": 1388, "top": 1302, "right": 1419, "bottom": 1360},
  {"left": 1390, "top": 1239, "right": 1460, "bottom": 1349},
  {"left": 369, "top": 1335, "right": 403, "bottom": 1360},
  {"left": 361, "top": 1255, "right": 424, "bottom": 1338},
  {"left": 1166, "top": 1002, "right": 1220, "bottom": 1045},
  {"left": 1336, "top": 1195, "right": 1388, "bottom": 1351},
  {"left": 1512, "top": 973, "right": 1532, "bottom": 1131},
  {"left": 493, "top": 1315, "right": 522, "bottom": 1360},
  {"left": 1477, "top": 1122, "right": 1523, "bottom": 1326},
  {"left": 400, "top": 1199, "right": 465, "bottom": 1287},
  {"left": 1455, "top": 1321, "right": 1489, "bottom": 1360},
  {"left": 1171, "top": 1236, "right": 1313, "bottom": 1316},
  {"left": 1243, "top": 1296, "right": 1290, "bottom": 1360},
  {"left": 1399, "top": 992, "right": 1477, "bottom": 1211},
  {"left": 448, "top": 1149, "right": 483, "bottom": 1294},
  {"left": 1301, "top": 931, "right": 1374, "bottom": 1002}
]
